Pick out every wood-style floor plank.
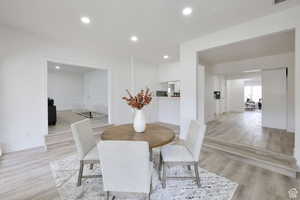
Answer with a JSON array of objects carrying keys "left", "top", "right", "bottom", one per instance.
[
  {"left": 206, "top": 111, "right": 294, "bottom": 156},
  {"left": 0, "top": 114, "right": 299, "bottom": 200},
  {"left": 1, "top": 144, "right": 299, "bottom": 200}
]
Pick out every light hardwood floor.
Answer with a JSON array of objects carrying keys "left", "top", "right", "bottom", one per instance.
[
  {"left": 1, "top": 143, "right": 299, "bottom": 199},
  {"left": 0, "top": 118, "right": 299, "bottom": 200},
  {"left": 48, "top": 110, "right": 108, "bottom": 134},
  {"left": 206, "top": 111, "right": 294, "bottom": 156}
]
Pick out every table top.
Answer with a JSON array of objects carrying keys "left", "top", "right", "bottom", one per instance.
[{"left": 101, "top": 124, "right": 176, "bottom": 148}]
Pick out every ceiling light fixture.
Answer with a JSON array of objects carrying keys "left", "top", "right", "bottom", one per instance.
[
  {"left": 163, "top": 55, "right": 169, "bottom": 59},
  {"left": 81, "top": 16, "right": 91, "bottom": 24},
  {"left": 55, "top": 66, "right": 61, "bottom": 70},
  {"left": 182, "top": 7, "right": 193, "bottom": 16},
  {"left": 130, "top": 35, "right": 139, "bottom": 42}
]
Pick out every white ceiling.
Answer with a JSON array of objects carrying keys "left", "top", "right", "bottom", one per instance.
[
  {"left": 226, "top": 72, "right": 262, "bottom": 81},
  {"left": 0, "top": 0, "right": 299, "bottom": 64},
  {"left": 198, "top": 30, "right": 295, "bottom": 65},
  {"left": 47, "top": 61, "right": 100, "bottom": 74}
]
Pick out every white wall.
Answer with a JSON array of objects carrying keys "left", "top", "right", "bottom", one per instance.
[
  {"left": 157, "top": 97, "right": 180, "bottom": 125},
  {"left": 180, "top": 6, "right": 300, "bottom": 140},
  {"left": 211, "top": 52, "right": 294, "bottom": 131},
  {"left": 197, "top": 65, "right": 205, "bottom": 124},
  {"left": 227, "top": 79, "right": 245, "bottom": 112},
  {"left": 180, "top": 6, "right": 300, "bottom": 164},
  {"left": 84, "top": 70, "right": 108, "bottom": 114},
  {"left": 48, "top": 70, "right": 84, "bottom": 110},
  {"left": 287, "top": 65, "right": 295, "bottom": 132},
  {"left": 295, "top": 25, "right": 300, "bottom": 164},
  {"left": 0, "top": 25, "right": 158, "bottom": 153},
  {"left": 156, "top": 62, "right": 181, "bottom": 125},
  {"left": 205, "top": 69, "right": 217, "bottom": 122},
  {"left": 0, "top": 51, "right": 47, "bottom": 152},
  {"left": 204, "top": 68, "right": 227, "bottom": 123},
  {"left": 132, "top": 59, "right": 158, "bottom": 123},
  {"left": 262, "top": 68, "right": 287, "bottom": 130},
  {"left": 212, "top": 53, "right": 294, "bottom": 74},
  {"left": 158, "top": 62, "right": 180, "bottom": 82},
  {"left": 244, "top": 80, "right": 261, "bottom": 86},
  {"left": 218, "top": 76, "right": 227, "bottom": 114},
  {"left": 48, "top": 68, "right": 109, "bottom": 113}
]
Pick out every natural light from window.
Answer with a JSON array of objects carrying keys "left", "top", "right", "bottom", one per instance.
[{"left": 244, "top": 85, "right": 262, "bottom": 102}]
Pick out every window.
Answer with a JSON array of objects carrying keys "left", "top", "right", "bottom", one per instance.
[{"left": 244, "top": 85, "right": 262, "bottom": 102}]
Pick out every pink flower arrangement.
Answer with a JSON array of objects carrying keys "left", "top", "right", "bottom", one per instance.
[{"left": 122, "top": 88, "right": 153, "bottom": 110}]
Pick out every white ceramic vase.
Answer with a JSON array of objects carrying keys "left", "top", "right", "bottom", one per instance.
[{"left": 133, "top": 109, "right": 146, "bottom": 133}]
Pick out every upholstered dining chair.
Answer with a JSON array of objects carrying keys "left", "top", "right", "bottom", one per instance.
[
  {"left": 71, "top": 119, "right": 101, "bottom": 186},
  {"left": 159, "top": 120, "right": 206, "bottom": 188},
  {"left": 97, "top": 141, "right": 152, "bottom": 200}
]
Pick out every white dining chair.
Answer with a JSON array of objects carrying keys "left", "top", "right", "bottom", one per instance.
[
  {"left": 71, "top": 119, "right": 101, "bottom": 186},
  {"left": 97, "top": 140, "right": 152, "bottom": 200},
  {"left": 159, "top": 120, "right": 206, "bottom": 188}
]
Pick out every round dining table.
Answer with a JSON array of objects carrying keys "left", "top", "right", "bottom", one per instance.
[{"left": 101, "top": 124, "right": 176, "bottom": 149}]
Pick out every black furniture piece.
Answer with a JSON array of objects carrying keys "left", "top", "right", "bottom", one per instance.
[
  {"left": 258, "top": 100, "right": 262, "bottom": 110},
  {"left": 156, "top": 90, "right": 168, "bottom": 97},
  {"left": 214, "top": 91, "right": 221, "bottom": 99},
  {"left": 48, "top": 98, "right": 57, "bottom": 126}
]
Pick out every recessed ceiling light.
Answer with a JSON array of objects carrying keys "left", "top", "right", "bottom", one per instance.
[
  {"left": 130, "top": 35, "right": 139, "bottom": 42},
  {"left": 55, "top": 66, "right": 60, "bottom": 70},
  {"left": 163, "top": 55, "right": 169, "bottom": 59},
  {"left": 182, "top": 7, "right": 192, "bottom": 16},
  {"left": 81, "top": 16, "right": 91, "bottom": 24}
]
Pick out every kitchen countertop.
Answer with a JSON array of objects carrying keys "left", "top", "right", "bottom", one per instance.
[{"left": 156, "top": 96, "right": 180, "bottom": 99}]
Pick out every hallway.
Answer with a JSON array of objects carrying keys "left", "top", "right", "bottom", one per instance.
[{"left": 206, "top": 111, "right": 294, "bottom": 156}]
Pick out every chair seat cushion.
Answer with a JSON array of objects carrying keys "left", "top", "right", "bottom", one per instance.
[
  {"left": 84, "top": 146, "right": 100, "bottom": 161},
  {"left": 161, "top": 144, "right": 195, "bottom": 162}
]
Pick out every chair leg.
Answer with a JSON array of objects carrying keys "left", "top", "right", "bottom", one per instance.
[
  {"left": 146, "top": 192, "right": 151, "bottom": 200},
  {"left": 150, "top": 175, "right": 153, "bottom": 192},
  {"left": 158, "top": 152, "right": 162, "bottom": 180},
  {"left": 106, "top": 191, "right": 109, "bottom": 200},
  {"left": 162, "top": 162, "right": 167, "bottom": 189},
  {"left": 77, "top": 160, "right": 84, "bottom": 187},
  {"left": 149, "top": 148, "right": 153, "bottom": 161},
  {"left": 194, "top": 162, "right": 201, "bottom": 188},
  {"left": 90, "top": 163, "right": 94, "bottom": 170}
]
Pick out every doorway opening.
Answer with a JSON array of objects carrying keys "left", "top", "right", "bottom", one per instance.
[
  {"left": 198, "top": 29, "right": 295, "bottom": 157},
  {"left": 47, "top": 61, "right": 109, "bottom": 134},
  {"left": 244, "top": 82, "right": 262, "bottom": 111}
]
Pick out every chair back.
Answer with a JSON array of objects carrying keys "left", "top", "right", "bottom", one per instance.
[
  {"left": 71, "top": 119, "right": 96, "bottom": 160},
  {"left": 97, "top": 141, "right": 151, "bottom": 194},
  {"left": 184, "top": 120, "right": 206, "bottom": 161}
]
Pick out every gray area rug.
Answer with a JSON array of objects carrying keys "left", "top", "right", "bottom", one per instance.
[{"left": 50, "top": 154, "right": 238, "bottom": 200}]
